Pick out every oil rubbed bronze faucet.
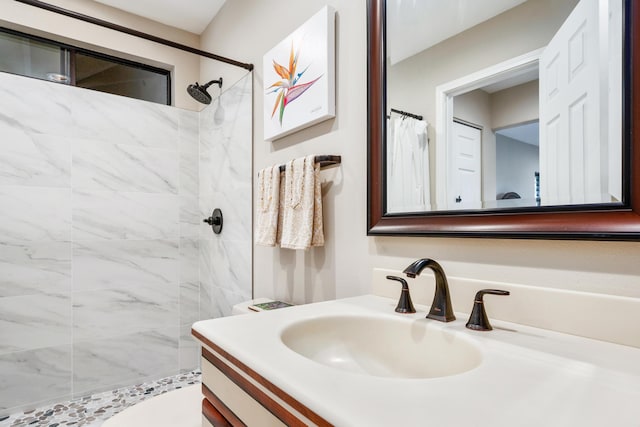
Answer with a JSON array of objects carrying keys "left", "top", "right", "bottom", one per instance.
[
  {"left": 403, "top": 258, "right": 456, "bottom": 322},
  {"left": 466, "top": 289, "right": 510, "bottom": 331},
  {"left": 386, "top": 275, "right": 416, "bottom": 314}
]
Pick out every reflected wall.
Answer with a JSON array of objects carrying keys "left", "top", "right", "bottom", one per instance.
[{"left": 387, "top": 0, "right": 588, "bottom": 211}]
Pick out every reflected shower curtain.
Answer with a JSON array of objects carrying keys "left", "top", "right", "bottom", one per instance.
[{"left": 386, "top": 114, "right": 430, "bottom": 213}]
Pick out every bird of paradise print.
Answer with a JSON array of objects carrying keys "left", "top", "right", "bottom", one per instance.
[{"left": 266, "top": 41, "right": 322, "bottom": 125}]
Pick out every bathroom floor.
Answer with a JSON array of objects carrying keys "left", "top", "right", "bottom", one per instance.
[{"left": 1, "top": 370, "right": 201, "bottom": 427}]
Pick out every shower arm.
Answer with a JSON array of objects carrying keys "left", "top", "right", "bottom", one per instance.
[{"left": 202, "top": 79, "right": 223, "bottom": 89}]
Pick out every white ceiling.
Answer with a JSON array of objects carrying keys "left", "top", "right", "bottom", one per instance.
[
  {"left": 92, "top": 0, "right": 226, "bottom": 34},
  {"left": 387, "top": 0, "right": 527, "bottom": 64},
  {"left": 496, "top": 121, "right": 539, "bottom": 146}
]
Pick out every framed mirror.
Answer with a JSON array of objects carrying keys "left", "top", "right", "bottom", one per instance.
[{"left": 367, "top": 0, "right": 640, "bottom": 239}]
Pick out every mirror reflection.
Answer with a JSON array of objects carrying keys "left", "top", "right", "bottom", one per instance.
[{"left": 386, "top": 0, "right": 623, "bottom": 213}]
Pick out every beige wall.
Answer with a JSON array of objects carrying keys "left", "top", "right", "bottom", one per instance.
[
  {"left": 199, "top": 0, "right": 368, "bottom": 302},
  {"left": 200, "top": 0, "right": 640, "bottom": 306},
  {"left": 1, "top": 0, "right": 201, "bottom": 110},
  {"left": 490, "top": 80, "right": 539, "bottom": 130},
  {"left": 388, "top": 0, "right": 577, "bottom": 139},
  {"left": 388, "top": 0, "right": 577, "bottom": 203}
]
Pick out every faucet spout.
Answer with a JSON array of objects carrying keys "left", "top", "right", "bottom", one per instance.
[
  {"left": 403, "top": 258, "right": 456, "bottom": 322},
  {"left": 403, "top": 258, "right": 431, "bottom": 278}
]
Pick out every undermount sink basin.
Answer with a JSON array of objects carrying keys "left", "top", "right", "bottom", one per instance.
[{"left": 280, "top": 315, "right": 482, "bottom": 379}]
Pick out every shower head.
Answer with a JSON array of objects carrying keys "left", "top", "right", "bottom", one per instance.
[{"left": 187, "top": 78, "right": 223, "bottom": 104}]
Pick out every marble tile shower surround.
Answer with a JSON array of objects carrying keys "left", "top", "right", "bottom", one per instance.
[
  {"left": 198, "top": 75, "right": 253, "bottom": 320},
  {"left": 0, "top": 72, "right": 253, "bottom": 417}
]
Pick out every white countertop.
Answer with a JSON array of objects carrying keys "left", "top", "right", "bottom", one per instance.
[{"left": 192, "top": 295, "right": 640, "bottom": 427}]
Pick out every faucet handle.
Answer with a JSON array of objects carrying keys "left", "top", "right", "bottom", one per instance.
[
  {"left": 386, "top": 275, "right": 416, "bottom": 314},
  {"left": 465, "top": 289, "right": 510, "bottom": 331}
]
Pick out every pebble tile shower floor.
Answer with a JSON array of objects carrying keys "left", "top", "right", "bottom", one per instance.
[{"left": 1, "top": 370, "right": 201, "bottom": 427}]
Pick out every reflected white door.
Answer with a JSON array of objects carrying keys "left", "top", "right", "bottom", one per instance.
[
  {"left": 450, "top": 121, "right": 482, "bottom": 210},
  {"left": 608, "top": 0, "right": 623, "bottom": 202},
  {"left": 539, "top": 0, "right": 605, "bottom": 206}
]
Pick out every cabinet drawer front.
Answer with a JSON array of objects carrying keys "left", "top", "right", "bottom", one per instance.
[
  {"left": 202, "top": 356, "right": 287, "bottom": 427},
  {"left": 193, "top": 328, "right": 332, "bottom": 427}
]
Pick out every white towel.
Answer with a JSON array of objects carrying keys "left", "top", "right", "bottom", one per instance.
[
  {"left": 280, "top": 155, "right": 324, "bottom": 250},
  {"left": 255, "top": 164, "right": 280, "bottom": 246}
]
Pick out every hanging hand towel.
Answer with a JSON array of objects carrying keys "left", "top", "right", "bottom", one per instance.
[
  {"left": 280, "top": 155, "right": 324, "bottom": 249},
  {"left": 276, "top": 171, "right": 285, "bottom": 246},
  {"left": 255, "top": 165, "right": 280, "bottom": 246},
  {"left": 310, "top": 159, "right": 325, "bottom": 247}
]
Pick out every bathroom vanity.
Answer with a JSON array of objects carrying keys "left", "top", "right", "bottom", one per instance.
[
  {"left": 193, "top": 330, "right": 327, "bottom": 426},
  {"left": 192, "top": 292, "right": 640, "bottom": 426}
]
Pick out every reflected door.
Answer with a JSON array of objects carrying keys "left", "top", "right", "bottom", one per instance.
[
  {"left": 539, "top": 0, "right": 605, "bottom": 206},
  {"left": 450, "top": 121, "right": 482, "bottom": 210}
]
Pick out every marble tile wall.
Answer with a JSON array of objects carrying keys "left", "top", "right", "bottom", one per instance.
[
  {"left": 198, "top": 74, "right": 253, "bottom": 319},
  {"left": 0, "top": 71, "right": 252, "bottom": 416}
]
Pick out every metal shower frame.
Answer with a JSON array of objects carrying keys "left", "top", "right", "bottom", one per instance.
[{"left": 14, "top": 0, "right": 254, "bottom": 71}]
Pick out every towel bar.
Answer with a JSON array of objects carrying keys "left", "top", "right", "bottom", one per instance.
[{"left": 278, "top": 155, "right": 341, "bottom": 173}]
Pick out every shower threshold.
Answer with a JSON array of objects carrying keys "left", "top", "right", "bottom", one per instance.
[{"left": 1, "top": 370, "right": 201, "bottom": 427}]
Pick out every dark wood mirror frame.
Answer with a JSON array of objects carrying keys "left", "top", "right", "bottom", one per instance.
[{"left": 367, "top": 0, "right": 640, "bottom": 240}]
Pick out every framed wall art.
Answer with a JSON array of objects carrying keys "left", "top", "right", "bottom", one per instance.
[{"left": 263, "top": 5, "right": 336, "bottom": 141}]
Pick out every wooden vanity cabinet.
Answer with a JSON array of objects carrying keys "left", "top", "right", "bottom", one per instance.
[{"left": 193, "top": 330, "right": 333, "bottom": 427}]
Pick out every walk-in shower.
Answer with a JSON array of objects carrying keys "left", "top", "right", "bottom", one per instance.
[
  {"left": 2, "top": 1, "right": 253, "bottom": 423},
  {"left": 0, "top": 69, "right": 253, "bottom": 424}
]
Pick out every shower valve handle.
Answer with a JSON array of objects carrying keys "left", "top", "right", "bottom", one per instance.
[
  {"left": 203, "top": 216, "right": 221, "bottom": 226},
  {"left": 203, "top": 208, "right": 223, "bottom": 234}
]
